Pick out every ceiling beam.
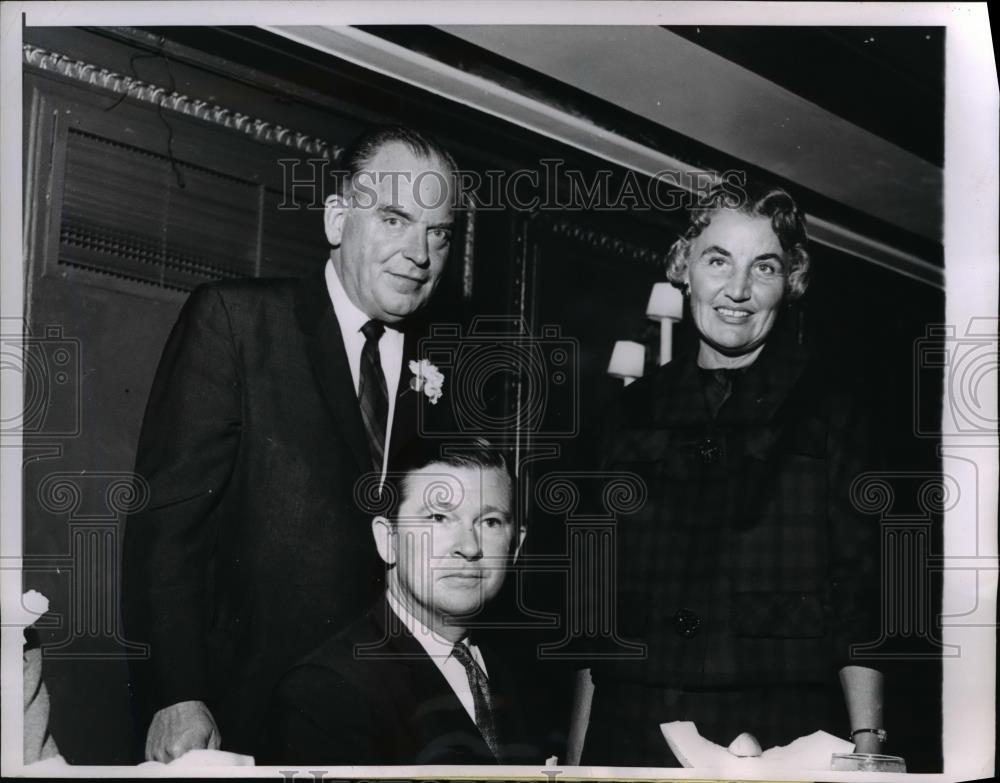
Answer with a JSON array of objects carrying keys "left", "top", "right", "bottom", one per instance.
[
  {"left": 442, "top": 25, "right": 942, "bottom": 244},
  {"left": 265, "top": 24, "right": 943, "bottom": 288}
]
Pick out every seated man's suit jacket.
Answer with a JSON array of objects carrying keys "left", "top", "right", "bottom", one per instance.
[
  {"left": 263, "top": 600, "right": 557, "bottom": 765},
  {"left": 122, "top": 268, "right": 450, "bottom": 757}
]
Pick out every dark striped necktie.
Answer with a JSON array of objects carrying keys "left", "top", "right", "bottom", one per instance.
[
  {"left": 358, "top": 319, "right": 389, "bottom": 472},
  {"left": 451, "top": 641, "right": 499, "bottom": 759}
]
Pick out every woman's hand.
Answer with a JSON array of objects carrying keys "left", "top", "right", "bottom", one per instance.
[{"left": 839, "top": 666, "right": 886, "bottom": 755}]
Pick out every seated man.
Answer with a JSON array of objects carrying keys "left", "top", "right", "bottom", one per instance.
[{"left": 264, "top": 440, "right": 558, "bottom": 765}]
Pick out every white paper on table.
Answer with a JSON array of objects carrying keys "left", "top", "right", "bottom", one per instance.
[
  {"left": 23, "top": 754, "right": 70, "bottom": 770},
  {"left": 661, "top": 720, "right": 855, "bottom": 772},
  {"left": 137, "top": 749, "right": 256, "bottom": 769}
]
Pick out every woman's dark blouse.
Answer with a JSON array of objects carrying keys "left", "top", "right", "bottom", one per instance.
[{"left": 583, "top": 318, "right": 882, "bottom": 765}]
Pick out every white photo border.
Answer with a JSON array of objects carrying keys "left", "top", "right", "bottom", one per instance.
[{"left": 1, "top": 2, "right": 995, "bottom": 780}]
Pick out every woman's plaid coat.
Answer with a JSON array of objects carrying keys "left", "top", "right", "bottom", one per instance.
[{"left": 584, "top": 317, "right": 882, "bottom": 764}]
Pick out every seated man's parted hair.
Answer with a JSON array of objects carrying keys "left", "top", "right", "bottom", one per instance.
[
  {"left": 665, "top": 178, "right": 811, "bottom": 301},
  {"left": 336, "top": 124, "right": 459, "bottom": 197},
  {"left": 357, "top": 437, "right": 514, "bottom": 522}
]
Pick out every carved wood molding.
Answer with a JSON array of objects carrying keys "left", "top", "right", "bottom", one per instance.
[
  {"left": 536, "top": 214, "right": 669, "bottom": 269},
  {"left": 23, "top": 44, "right": 342, "bottom": 161}
]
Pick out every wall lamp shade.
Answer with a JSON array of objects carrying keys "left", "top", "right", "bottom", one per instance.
[
  {"left": 647, "top": 282, "right": 685, "bottom": 365},
  {"left": 646, "top": 282, "right": 684, "bottom": 321},
  {"left": 607, "top": 340, "right": 645, "bottom": 383}
]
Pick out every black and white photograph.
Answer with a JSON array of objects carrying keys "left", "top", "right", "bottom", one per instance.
[{"left": 1, "top": 2, "right": 996, "bottom": 781}]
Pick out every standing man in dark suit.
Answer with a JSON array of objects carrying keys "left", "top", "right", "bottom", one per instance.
[
  {"left": 122, "top": 126, "right": 459, "bottom": 762},
  {"left": 265, "top": 441, "right": 559, "bottom": 765}
]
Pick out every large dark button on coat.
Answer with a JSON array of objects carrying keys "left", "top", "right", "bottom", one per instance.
[
  {"left": 673, "top": 608, "right": 702, "bottom": 638},
  {"left": 697, "top": 437, "right": 721, "bottom": 464}
]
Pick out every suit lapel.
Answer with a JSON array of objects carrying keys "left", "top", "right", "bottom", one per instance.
[
  {"left": 727, "top": 325, "right": 811, "bottom": 461},
  {"left": 405, "top": 648, "right": 497, "bottom": 763},
  {"left": 295, "top": 270, "right": 371, "bottom": 474},
  {"left": 366, "top": 601, "right": 497, "bottom": 763},
  {"left": 609, "top": 353, "right": 710, "bottom": 478},
  {"left": 649, "top": 323, "right": 810, "bottom": 464},
  {"left": 478, "top": 642, "right": 536, "bottom": 764},
  {"left": 653, "top": 350, "right": 711, "bottom": 427}
]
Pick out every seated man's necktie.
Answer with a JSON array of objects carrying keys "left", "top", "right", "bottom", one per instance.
[
  {"left": 451, "top": 642, "right": 499, "bottom": 758},
  {"left": 358, "top": 319, "right": 389, "bottom": 471}
]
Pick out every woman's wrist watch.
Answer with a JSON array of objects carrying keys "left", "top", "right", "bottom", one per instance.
[{"left": 850, "top": 728, "right": 888, "bottom": 743}]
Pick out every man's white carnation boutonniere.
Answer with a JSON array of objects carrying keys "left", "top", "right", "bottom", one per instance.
[{"left": 408, "top": 359, "right": 444, "bottom": 405}]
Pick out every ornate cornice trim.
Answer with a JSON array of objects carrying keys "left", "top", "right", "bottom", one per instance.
[
  {"left": 23, "top": 44, "right": 342, "bottom": 161},
  {"left": 540, "top": 214, "right": 669, "bottom": 269}
]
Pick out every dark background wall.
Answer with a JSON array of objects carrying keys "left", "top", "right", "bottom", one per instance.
[{"left": 20, "top": 25, "right": 943, "bottom": 769}]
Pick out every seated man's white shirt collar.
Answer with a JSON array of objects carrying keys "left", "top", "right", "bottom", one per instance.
[
  {"left": 386, "top": 589, "right": 488, "bottom": 726},
  {"left": 325, "top": 259, "right": 404, "bottom": 473}
]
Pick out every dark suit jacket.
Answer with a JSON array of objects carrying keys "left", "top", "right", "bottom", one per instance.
[
  {"left": 122, "top": 269, "right": 445, "bottom": 756},
  {"left": 263, "top": 600, "right": 557, "bottom": 766}
]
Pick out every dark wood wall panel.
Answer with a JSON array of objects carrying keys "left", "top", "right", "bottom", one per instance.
[{"left": 261, "top": 189, "right": 328, "bottom": 279}]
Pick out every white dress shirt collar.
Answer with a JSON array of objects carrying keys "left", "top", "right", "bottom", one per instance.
[
  {"left": 325, "top": 258, "right": 370, "bottom": 341},
  {"left": 385, "top": 589, "right": 488, "bottom": 725},
  {"left": 324, "top": 259, "right": 404, "bottom": 474}
]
